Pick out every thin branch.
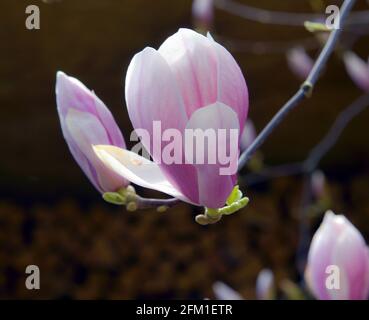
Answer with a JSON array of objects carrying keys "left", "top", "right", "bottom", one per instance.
[
  {"left": 218, "top": 36, "right": 320, "bottom": 54},
  {"left": 214, "top": 0, "right": 367, "bottom": 27},
  {"left": 303, "top": 92, "right": 369, "bottom": 172},
  {"left": 243, "top": 92, "right": 369, "bottom": 186},
  {"left": 238, "top": 0, "right": 357, "bottom": 171},
  {"left": 242, "top": 162, "right": 303, "bottom": 186}
]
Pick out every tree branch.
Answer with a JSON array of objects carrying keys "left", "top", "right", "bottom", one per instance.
[
  {"left": 238, "top": 0, "right": 357, "bottom": 171},
  {"left": 303, "top": 92, "right": 369, "bottom": 172},
  {"left": 214, "top": 0, "right": 366, "bottom": 27},
  {"left": 243, "top": 92, "right": 369, "bottom": 186}
]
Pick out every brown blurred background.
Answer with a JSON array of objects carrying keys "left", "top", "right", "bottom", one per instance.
[{"left": 0, "top": 0, "right": 368, "bottom": 299}]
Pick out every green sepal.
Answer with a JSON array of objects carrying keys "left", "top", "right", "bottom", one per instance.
[
  {"left": 102, "top": 192, "right": 126, "bottom": 205},
  {"left": 220, "top": 197, "right": 249, "bottom": 216},
  {"left": 226, "top": 185, "right": 243, "bottom": 206}
]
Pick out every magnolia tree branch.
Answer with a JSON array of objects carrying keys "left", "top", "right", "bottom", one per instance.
[
  {"left": 218, "top": 36, "right": 320, "bottom": 54},
  {"left": 238, "top": 0, "right": 357, "bottom": 171},
  {"left": 214, "top": 0, "right": 366, "bottom": 27},
  {"left": 303, "top": 92, "right": 369, "bottom": 172},
  {"left": 243, "top": 92, "right": 369, "bottom": 186}
]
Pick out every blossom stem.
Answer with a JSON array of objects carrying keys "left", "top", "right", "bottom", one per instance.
[
  {"left": 303, "top": 92, "right": 369, "bottom": 172},
  {"left": 238, "top": 0, "right": 357, "bottom": 171},
  {"left": 134, "top": 196, "right": 181, "bottom": 211}
]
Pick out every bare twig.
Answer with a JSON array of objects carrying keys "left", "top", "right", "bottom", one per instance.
[
  {"left": 217, "top": 36, "right": 320, "bottom": 54},
  {"left": 243, "top": 92, "right": 369, "bottom": 186},
  {"left": 303, "top": 92, "right": 369, "bottom": 172},
  {"left": 214, "top": 0, "right": 366, "bottom": 27},
  {"left": 238, "top": 0, "right": 357, "bottom": 171}
]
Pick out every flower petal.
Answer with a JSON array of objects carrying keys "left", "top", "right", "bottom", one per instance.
[
  {"left": 207, "top": 33, "right": 249, "bottom": 131},
  {"left": 65, "top": 109, "right": 127, "bottom": 192},
  {"left": 56, "top": 71, "right": 125, "bottom": 147},
  {"left": 331, "top": 222, "right": 369, "bottom": 299},
  {"left": 307, "top": 211, "right": 338, "bottom": 299},
  {"left": 185, "top": 102, "right": 239, "bottom": 208},
  {"left": 158, "top": 28, "right": 218, "bottom": 116},
  {"left": 93, "top": 145, "right": 192, "bottom": 203},
  {"left": 125, "top": 46, "right": 199, "bottom": 203}
]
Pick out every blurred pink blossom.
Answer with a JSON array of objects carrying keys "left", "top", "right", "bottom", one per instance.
[
  {"left": 286, "top": 47, "right": 314, "bottom": 80},
  {"left": 305, "top": 210, "right": 369, "bottom": 300},
  {"left": 343, "top": 51, "right": 369, "bottom": 92},
  {"left": 240, "top": 119, "right": 256, "bottom": 151},
  {"left": 213, "top": 282, "right": 243, "bottom": 300},
  {"left": 256, "top": 268, "right": 275, "bottom": 300}
]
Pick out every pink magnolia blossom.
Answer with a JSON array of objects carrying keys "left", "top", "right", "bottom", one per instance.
[
  {"left": 56, "top": 71, "right": 128, "bottom": 193},
  {"left": 286, "top": 47, "right": 314, "bottom": 80},
  {"left": 95, "top": 28, "right": 248, "bottom": 209},
  {"left": 305, "top": 210, "right": 369, "bottom": 300},
  {"left": 343, "top": 51, "right": 369, "bottom": 92},
  {"left": 256, "top": 268, "right": 274, "bottom": 300}
]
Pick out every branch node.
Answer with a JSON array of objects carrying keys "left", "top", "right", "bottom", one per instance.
[{"left": 302, "top": 81, "right": 314, "bottom": 97}]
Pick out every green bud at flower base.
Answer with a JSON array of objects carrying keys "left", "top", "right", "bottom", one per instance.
[
  {"left": 103, "top": 186, "right": 138, "bottom": 211},
  {"left": 195, "top": 185, "right": 250, "bottom": 225},
  {"left": 102, "top": 192, "right": 126, "bottom": 205},
  {"left": 304, "top": 21, "right": 331, "bottom": 33}
]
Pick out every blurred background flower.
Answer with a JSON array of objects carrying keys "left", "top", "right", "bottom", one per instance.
[{"left": 305, "top": 211, "right": 369, "bottom": 300}]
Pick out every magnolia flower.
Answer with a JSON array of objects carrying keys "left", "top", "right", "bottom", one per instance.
[
  {"left": 305, "top": 210, "right": 369, "bottom": 300},
  {"left": 192, "top": 0, "right": 214, "bottom": 30},
  {"left": 286, "top": 47, "right": 314, "bottom": 80},
  {"left": 95, "top": 28, "right": 248, "bottom": 209},
  {"left": 343, "top": 51, "right": 369, "bottom": 92},
  {"left": 212, "top": 282, "right": 243, "bottom": 300},
  {"left": 240, "top": 120, "right": 256, "bottom": 151},
  {"left": 56, "top": 71, "right": 129, "bottom": 193},
  {"left": 256, "top": 269, "right": 275, "bottom": 300}
]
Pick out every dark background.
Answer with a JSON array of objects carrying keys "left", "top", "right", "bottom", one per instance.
[{"left": 0, "top": 0, "right": 368, "bottom": 299}]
